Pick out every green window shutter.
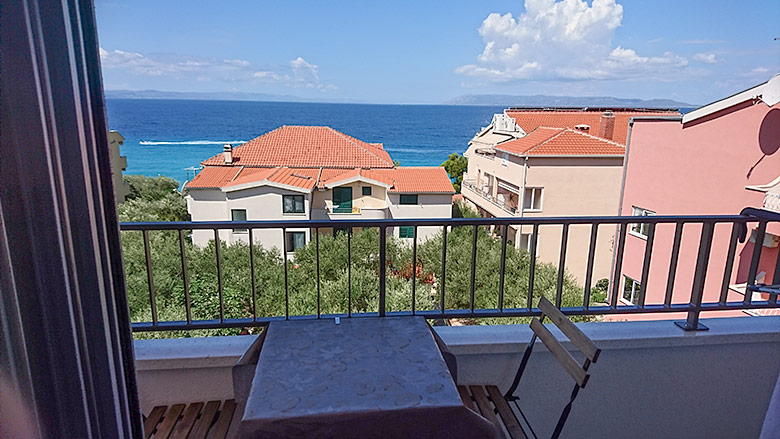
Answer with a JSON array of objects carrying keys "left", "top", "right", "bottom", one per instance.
[
  {"left": 399, "top": 226, "right": 414, "bottom": 238},
  {"left": 333, "top": 187, "right": 353, "bottom": 213}
]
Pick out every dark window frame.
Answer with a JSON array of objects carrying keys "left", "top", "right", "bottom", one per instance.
[
  {"left": 362, "top": 186, "right": 372, "bottom": 196},
  {"left": 399, "top": 194, "right": 418, "bottom": 205},
  {"left": 283, "top": 194, "right": 305, "bottom": 214},
  {"left": 285, "top": 231, "right": 306, "bottom": 252},
  {"left": 231, "top": 209, "right": 248, "bottom": 233}
]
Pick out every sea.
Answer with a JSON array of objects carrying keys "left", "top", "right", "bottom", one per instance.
[{"left": 106, "top": 99, "right": 505, "bottom": 184}]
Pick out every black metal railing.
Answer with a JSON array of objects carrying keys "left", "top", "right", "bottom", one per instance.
[{"left": 121, "top": 208, "right": 780, "bottom": 332}]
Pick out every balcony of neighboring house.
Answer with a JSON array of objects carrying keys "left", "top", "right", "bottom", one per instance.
[
  {"left": 462, "top": 177, "right": 519, "bottom": 217},
  {"left": 121, "top": 210, "right": 780, "bottom": 439}
]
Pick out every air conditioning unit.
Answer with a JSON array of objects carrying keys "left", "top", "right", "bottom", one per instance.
[{"left": 749, "top": 230, "right": 780, "bottom": 248}]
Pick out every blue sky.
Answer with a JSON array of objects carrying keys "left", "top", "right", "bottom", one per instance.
[{"left": 96, "top": 0, "right": 779, "bottom": 105}]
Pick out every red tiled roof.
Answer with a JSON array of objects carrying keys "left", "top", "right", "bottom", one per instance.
[
  {"left": 200, "top": 126, "right": 393, "bottom": 168},
  {"left": 321, "top": 167, "right": 454, "bottom": 193},
  {"left": 496, "top": 127, "right": 625, "bottom": 156},
  {"left": 506, "top": 109, "right": 678, "bottom": 144},
  {"left": 187, "top": 166, "right": 455, "bottom": 194},
  {"left": 186, "top": 166, "right": 318, "bottom": 190},
  {"left": 380, "top": 167, "right": 455, "bottom": 193}
]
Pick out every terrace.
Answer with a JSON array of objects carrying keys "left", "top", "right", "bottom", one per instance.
[
  {"left": 125, "top": 210, "right": 780, "bottom": 438},
  {"left": 3, "top": 3, "right": 780, "bottom": 439}
]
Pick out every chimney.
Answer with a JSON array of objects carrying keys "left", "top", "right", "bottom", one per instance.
[
  {"left": 223, "top": 144, "right": 233, "bottom": 165},
  {"left": 598, "top": 110, "right": 615, "bottom": 140}
]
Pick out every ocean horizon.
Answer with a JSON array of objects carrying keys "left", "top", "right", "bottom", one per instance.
[{"left": 106, "top": 99, "right": 506, "bottom": 184}]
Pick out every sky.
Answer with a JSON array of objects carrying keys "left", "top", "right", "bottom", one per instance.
[{"left": 95, "top": 0, "right": 780, "bottom": 105}]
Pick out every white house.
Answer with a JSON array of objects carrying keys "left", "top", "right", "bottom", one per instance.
[{"left": 184, "top": 126, "right": 454, "bottom": 253}]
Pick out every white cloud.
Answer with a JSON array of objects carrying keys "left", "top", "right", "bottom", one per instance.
[
  {"left": 693, "top": 53, "right": 718, "bottom": 64},
  {"left": 751, "top": 66, "right": 769, "bottom": 75},
  {"left": 457, "top": 0, "right": 689, "bottom": 82},
  {"left": 99, "top": 48, "right": 333, "bottom": 90}
]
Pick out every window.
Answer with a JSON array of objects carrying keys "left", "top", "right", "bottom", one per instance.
[
  {"left": 285, "top": 231, "right": 306, "bottom": 252},
  {"left": 231, "top": 209, "right": 247, "bottom": 233},
  {"left": 518, "top": 233, "right": 539, "bottom": 255},
  {"left": 362, "top": 186, "right": 372, "bottom": 196},
  {"left": 399, "top": 226, "right": 415, "bottom": 239},
  {"left": 283, "top": 195, "right": 305, "bottom": 214},
  {"left": 630, "top": 206, "right": 656, "bottom": 238},
  {"left": 501, "top": 152, "right": 509, "bottom": 166},
  {"left": 523, "top": 187, "right": 543, "bottom": 211},
  {"left": 400, "top": 194, "right": 418, "bottom": 205},
  {"left": 333, "top": 187, "right": 353, "bottom": 213},
  {"left": 622, "top": 276, "right": 641, "bottom": 305}
]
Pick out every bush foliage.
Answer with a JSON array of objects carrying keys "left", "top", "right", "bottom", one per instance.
[{"left": 120, "top": 175, "right": 596, "bottom": 338}]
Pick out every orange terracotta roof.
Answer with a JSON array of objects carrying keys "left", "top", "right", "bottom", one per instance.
[
  {"left": 200, "top": 126, "right": 393, "bottom": 168},
  {"left": 496, "top": 127, "right": 625, "bottom": 157},
  {"left": 320, "top": 167, "right": 454, "bottom": 194},
  {"left": 381, "top": 167, "right": 454, "bottom": 193},
  {"left": 187, "top": 166, "right": 454, "bottom": 194},
  {"left": 266, "top": 168, "right": 320, "bottom": 190},
  {"left": 186, "top": 166, "right": 318, "bottom": 190},
  {"left": 506, "top": 108, "right": 678, "bottom": 144}
]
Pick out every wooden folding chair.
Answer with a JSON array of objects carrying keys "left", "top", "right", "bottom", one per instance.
[{"left": 459, "top": 296, "right": 601, "bottom": 439}]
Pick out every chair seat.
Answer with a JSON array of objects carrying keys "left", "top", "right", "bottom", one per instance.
[
  {"left": 143, "top": 400, "right": 237, "bottom": 439},
  {"left": 458, "top": 385, "right": 527, "bottom": 439}
]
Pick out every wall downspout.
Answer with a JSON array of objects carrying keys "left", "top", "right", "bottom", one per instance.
[
  {"left": 608, "top": 119, "right": 635, "bottom": 303},
  {"left": 516, "top": 156, "right": 529, "bottom": 248}
]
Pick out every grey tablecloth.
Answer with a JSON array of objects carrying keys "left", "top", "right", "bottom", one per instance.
[{"left": 238, "top": 317, "right": 499, "bottom": 438}]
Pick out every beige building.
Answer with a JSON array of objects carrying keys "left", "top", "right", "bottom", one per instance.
[
  {"left": 184, "top": 126, "right": 454, "bottom": 252},
  {"left": 108, "top": 130, "right": 130, "bottom": 203},
  {"left": 462, "top": 108, "right": 678, "bottom": 283}
]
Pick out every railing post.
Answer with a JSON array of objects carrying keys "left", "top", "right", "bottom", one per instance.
[
  {"left": 675, "top": 222, "right": 713, "bottom": 331},
  {"left": 379, "top": 225, "right": 386, "bottom": 317}
]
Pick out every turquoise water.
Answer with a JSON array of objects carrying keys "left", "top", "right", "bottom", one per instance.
[{"left": 106, "top": 99, "right": 505, "bottom": 184}]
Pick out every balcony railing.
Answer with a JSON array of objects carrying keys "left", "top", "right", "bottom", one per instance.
[
  {"left": 462, "top": 180, "right": 517, "bottom": 214},
  {"left": 120, "top": 208, "right": 780, "bottom": 332}
]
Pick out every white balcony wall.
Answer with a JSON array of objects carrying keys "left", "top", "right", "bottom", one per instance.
[
  {"left": 134, "top": 316, "right": 780, "bottom": 438},
  {"left": 387, "top": 193, "right": 453, "bottom": 241}
]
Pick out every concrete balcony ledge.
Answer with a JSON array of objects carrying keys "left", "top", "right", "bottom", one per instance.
[
  {"left": 135, "top": 334, "right": 259, "bottom": 371},
  {"left": 435, "top": 315, "right": 780, "bottom": 355}
]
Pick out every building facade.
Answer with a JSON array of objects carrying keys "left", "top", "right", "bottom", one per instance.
[
  {"left": 619, "top": 74, "right": 780, "bottom": 309},
  {"left": 461, "top": 108, "right": 678, "bottom": 283},
  {"left": 184, "top": 126, "right": 454, "bottom": 252}
]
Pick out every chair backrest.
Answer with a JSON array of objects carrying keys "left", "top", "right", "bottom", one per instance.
[
  {"left": 533, "top": 296, "right": 600, "bottom": 387},
  {"left": 504, "top": 296, "right": 601, "bottom": 439}
]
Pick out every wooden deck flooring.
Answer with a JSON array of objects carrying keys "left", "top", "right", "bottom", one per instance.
[{"left": 143, "top": 400, "right": 237, "bottom": 439}]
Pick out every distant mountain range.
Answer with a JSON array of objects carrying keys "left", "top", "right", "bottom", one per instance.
[
  {"left": 443, "top": 94, "right": 695, "bottom": 108},
  {"left": 105, "top": 89, "right": 695, "bottom": 108},
  {"left": 104, "top": 89, "right": 363, "bottom": 104}
]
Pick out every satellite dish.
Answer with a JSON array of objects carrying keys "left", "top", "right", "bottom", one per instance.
[{"left": 762, "top": 73, "right": 780, "bottom": 106}]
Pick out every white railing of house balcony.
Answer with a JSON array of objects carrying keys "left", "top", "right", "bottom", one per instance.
[
  {"left": 462, "top": 180, "right": 517, "bottom": 214},
  {"left": 120, "top": 208, "right": 780, "bottom": 332},
  {"left": 763, "top": 192, "right": 780, "bottom": 213}
]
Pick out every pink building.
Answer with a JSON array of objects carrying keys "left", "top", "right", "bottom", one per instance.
[{"left": 618, "top": 75, "right": 780, "bottom": 316}]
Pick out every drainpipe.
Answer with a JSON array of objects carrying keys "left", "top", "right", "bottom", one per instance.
[
  {"left": 608, "top": 119, "right": 635, "bottom": 303},
  {"left": 516, "top": 156, "right": 529, "bottom": 248}
]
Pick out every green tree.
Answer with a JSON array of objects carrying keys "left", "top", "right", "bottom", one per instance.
[
  {"left": 119, "top": 175, "right": 595, "bottom": 339},
  {"left": 441, "top": 153, "right": 468, "bottom": 193},
  {"left": 118, "top": 175, "right": 189, "bottom": 222}
]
